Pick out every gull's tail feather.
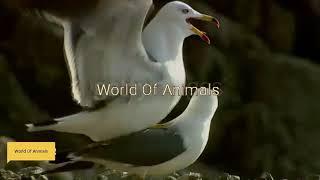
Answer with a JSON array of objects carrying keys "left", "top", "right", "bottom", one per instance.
[
  {"left": 25, "top": 123, "right": 35, "bottom": 132},
  {"left": 26, "top": 120, "right": 59, "bottom": 132},
  {"left": 26, "top": 113, "right": 85, "bottom": 133},
  {"left": 25, "top": 124, "right": 43, "bottom": 132}
]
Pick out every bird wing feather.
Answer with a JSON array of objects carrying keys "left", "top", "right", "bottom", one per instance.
[
  {"left": 64, "top": 0, "right": 162, "bottom": 108},
  {"left": 72, "top": 128, "right": 186, "bottom": 166}
]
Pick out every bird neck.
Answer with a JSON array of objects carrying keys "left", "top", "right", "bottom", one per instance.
[
  {"left": 174, "top": 95, "right": 216, "bottom": 147},
  {"left": 143, "top": 19, "right": 186, "bottom": 63},
  {"left": 173, "top": 94, "right": 218, "bottom": 133}
]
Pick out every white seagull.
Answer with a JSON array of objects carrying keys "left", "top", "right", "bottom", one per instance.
[
  {"left": 42, "top": 88, "right": 219, "bottom": 178},
  {"left": 27, "top": 0, "right": 220, "bottom": 141}
]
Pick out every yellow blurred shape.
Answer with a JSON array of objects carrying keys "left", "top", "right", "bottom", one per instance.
[{"left": 7, "top": 142, "right": 55, "bottom": 163}]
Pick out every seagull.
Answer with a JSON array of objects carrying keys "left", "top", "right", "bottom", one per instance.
[
  {"left": 26, "top": 0, "right": 220, "bottom": 142},
  {"left": 42, "top": 88, "right": 219, "bottom": 178}
]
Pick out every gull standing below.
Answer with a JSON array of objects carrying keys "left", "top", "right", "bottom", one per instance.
[
  {"left": 27, "top": 0, "right": 220, "bottom": 142},
  {"left": 42, "top": 88, "right": 219, "bottom": 178}
]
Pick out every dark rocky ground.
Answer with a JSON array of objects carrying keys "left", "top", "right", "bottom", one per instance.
[{"left": 0, "top": 0, "right": 320, "bottom": 179}]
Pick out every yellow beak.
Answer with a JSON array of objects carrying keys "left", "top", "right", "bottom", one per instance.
[
  {"left": 188, "top": 14, "right": 220, "bottom": 45},
  {"left": 191, "top": 26, "right": 210, "bottom": 44},
  {"left": 197, "top": 14, "right": 220, "bottom": 28}
]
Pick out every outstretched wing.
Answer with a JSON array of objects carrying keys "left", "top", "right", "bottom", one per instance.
[{"left": 64, "top": 0, "right": 159, "bottom": 107}]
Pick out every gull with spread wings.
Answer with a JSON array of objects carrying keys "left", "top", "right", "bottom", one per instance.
[{"left": 27, "top": 0, "right": 220, "bottom": 141}]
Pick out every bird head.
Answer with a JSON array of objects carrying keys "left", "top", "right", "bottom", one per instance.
[{"left": 161, "top": 1, "right": 220, "bottom": 44}]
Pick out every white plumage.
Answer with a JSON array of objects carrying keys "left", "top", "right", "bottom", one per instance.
[
  {"left": 45, "top": 88, "right": 219, "bottom": 177},
  {"left": 27, "top": 0, "right": 219, "bottom": 142}
]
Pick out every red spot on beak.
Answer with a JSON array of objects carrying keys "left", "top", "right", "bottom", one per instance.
[{"left": 201, "top": 33, "right": 211, "bottom": 44}]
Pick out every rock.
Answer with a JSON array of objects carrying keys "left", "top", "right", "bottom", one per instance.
[
  {"left": 165, "top": 176, "right": 177, "bottom": 180},
  {"left": 17, "top": 167, "right": 44, "bottom": 177},
  {"left": 0, "top": 169, "right": 20, "bottom": 180},
  {"left": 0, "top": 168, "right": 49, "bottom": 180},
  {"left": 37, "top": 175, "right": 48, "bottom": 180},
  {"left": 218, "top": 173, "right": 240, "bottom": 180},
  {"left": 260, "top": 172, "right": 274, "bottom": 180},
  {"left": 0, "top": 137, "right": 14, "bottom": 169}
]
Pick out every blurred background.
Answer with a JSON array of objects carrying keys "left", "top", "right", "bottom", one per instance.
[{"left": 0, "top": 0, "right": 319, "bottom": 179}]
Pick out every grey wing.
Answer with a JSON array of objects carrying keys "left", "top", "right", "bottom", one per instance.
[
  {"left": 74, "top": 128, "right": 186, "bottom": 166},
  {"left": 64, "top": 0, "right": 159, "bottom": 108}
]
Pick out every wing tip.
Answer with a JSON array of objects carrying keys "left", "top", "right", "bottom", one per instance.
[{"left": 25, "top": 123, "right": 35, "bottom": 132}]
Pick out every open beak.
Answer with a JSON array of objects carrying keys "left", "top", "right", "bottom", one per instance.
[
  {"left": 187, "top": 14, "right": 220, "bottom": 45},
  {"left": 197, "top": 15, "right": 220, "bottom": 28},
  {"left": 190, "top": 26, "right": 211, "bottom": 44}
]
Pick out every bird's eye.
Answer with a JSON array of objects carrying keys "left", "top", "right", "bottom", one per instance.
[{"left": 182, "top": 9, "right": 189, "bottom": 14}]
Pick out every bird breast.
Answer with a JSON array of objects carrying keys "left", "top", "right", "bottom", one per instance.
[{"left": 163, "top": 57, "right": 186, "bottom": 86}]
